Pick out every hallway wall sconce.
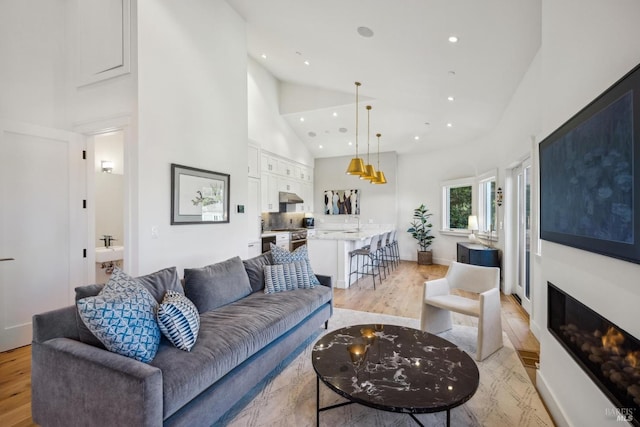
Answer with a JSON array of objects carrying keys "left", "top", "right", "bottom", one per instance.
[
  {"left": 496, "top": 187, "right": 503, "bottom": 206},
  {"left": 101, "top": 161, "right": 114, "bottom": 173}
]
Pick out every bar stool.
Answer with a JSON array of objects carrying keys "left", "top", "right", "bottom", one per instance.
[
  {"left": 348, "top": 234, "right": 382, "bottom": 289},
  {"left": 386, "top": 229, "right": 399, "bottom": 268}
]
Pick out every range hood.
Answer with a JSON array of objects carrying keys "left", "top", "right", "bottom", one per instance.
[{"left": 279, "top": 191, "right": 304, "bottom": 204}]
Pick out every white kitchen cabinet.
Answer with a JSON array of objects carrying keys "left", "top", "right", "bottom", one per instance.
[
  {"left": 278, "top": 177, "right": 300, "bottom": 195},
  {"left": 248, "top": 145, "right": 260, "bottom": 178},
  {"left": 260, "top": 172, "right": 279, "bottom": 212},
  {"left": 261, "top": 153, "right": 277, "bottom": 173},
  {"left": 276, "top": 233, "right": 290, "bottom": 250},
  {"left": 277, "top": 158, "right": 294, "bottom": 177},
  {"left": 301, "top": 182, "right": 314, "bottom": 213}
]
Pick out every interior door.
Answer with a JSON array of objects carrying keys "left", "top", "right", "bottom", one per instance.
[
  {"left": 0, "top": 121, "right": 86, "bottom": 351},
  {"left": 514, "top": 159, "right": 532, "bottom": 314}
]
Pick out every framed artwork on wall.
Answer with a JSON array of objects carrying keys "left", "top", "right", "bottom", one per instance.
[
  {"left": 324, "top": 189, "right": 359, "bottom": 215},
  {"left": 539, "top": 62, "right": 640, "bottom": 264},
  {"left": 171, "top": 164, "right": 230, "bottom": 225}
]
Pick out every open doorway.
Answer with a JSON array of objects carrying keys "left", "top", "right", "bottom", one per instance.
[{"left": 93, "top": 131, "right": 125, "bottom": 284}]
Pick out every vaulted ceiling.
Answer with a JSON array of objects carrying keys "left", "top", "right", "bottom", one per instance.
[{"left": 227, "top": 0, "right": 541, "bottom": 158}]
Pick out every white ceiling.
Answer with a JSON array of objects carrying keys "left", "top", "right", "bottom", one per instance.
[{"left": 227, "top": 0, "right": 541, "bottom": 159}]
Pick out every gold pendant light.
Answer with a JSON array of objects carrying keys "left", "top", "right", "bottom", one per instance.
[
  {"left": 360, "top": 105, "right": 377, "bottom": 180},
  {"left": 346, "top": 82, "right": 366, "bottom": 175},
  {"left": 371, "top": 133, "right": 387, "bottom": 184}
]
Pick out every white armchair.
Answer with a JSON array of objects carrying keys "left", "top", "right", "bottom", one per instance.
[{"left": 420, "top": 261, "right": 502, "bottom": 361}]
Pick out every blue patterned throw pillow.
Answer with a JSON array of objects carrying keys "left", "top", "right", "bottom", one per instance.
[
  {"left": 157, "top": 291, "right": 200, "bottom": 351},
  {"left": 77, "top": 268, "right": 161, "bottom": 363},
  {"left": 263, "top": 261, "right": 312, "bottom": 293},
  {"left": 270, "top": 243, "right": 320, "bottom": 286}
]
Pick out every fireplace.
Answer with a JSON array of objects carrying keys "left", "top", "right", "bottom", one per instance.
[{"left": 548, "top": 283, "right": 640, "bottom": 424}]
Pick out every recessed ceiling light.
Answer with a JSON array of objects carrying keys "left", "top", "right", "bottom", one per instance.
[
  {"left": 338, "top": 127, "right": 348, "bottom": 133},
  {"left": 300, "top": 117, "right": 305, "bottom": 122},
  {"left": 447, "top": 123, "right": 453, "bottom": 127},
  {"left": 448, "top": 35, "right": 459, "bottom": 43},
  {"left": 414, "top": 136, "right": 420, "bottom": 141},
  {"left": 318, "top": 145, "right": 323, "bottom": 149},
  {"left": 303, "top": 60, "right": 310, "bottom": 66},
  {"left": 261, "top": 53, "right": 267, "bottom": 59},
  {"left": 348, "top": 141, "right": 353, "bottom": 146},
  {"left": 357, "top": 26, "right": 374, "bottom": 38},
  {"left": 447, "top": 96, "right": 455, "bottom": 101},
  {"left": 333, "top": 112, "right": 338, "bottom": 117}
]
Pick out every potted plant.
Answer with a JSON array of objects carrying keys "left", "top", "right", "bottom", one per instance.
[{"left": 407, "top": 204, "right": 435, "bottom": 265}]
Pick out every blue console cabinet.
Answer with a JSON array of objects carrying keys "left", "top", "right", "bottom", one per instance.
[{"left": 456, "top": 242, "right": 500, "bottom": 268}]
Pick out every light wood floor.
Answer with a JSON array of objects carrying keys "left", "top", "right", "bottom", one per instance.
[{"left": 0, "top": 261, "right": 540, "bottom": 427}]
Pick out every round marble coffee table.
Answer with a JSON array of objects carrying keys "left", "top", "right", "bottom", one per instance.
[{"left": 312, "top": 324, "right": 479, "bottom": 426}]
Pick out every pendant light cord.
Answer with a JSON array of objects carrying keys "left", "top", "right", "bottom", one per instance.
[{"left": 355, "top": 82, "right": 360, "bottom": 157}]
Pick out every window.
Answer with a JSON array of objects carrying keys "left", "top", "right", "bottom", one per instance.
[
  {"left": 442, "top": 171, "right": 498, "bottom": 234},
  {"left": 442, "top": 178, "right": 473, "bottom": 230},
  {"left": 478, "top": 172, "right": 497, "bottom": 233}
]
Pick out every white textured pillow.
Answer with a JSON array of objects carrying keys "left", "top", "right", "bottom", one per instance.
[{"left": 157, "top": 291, "right": 200, "bottom": 351}]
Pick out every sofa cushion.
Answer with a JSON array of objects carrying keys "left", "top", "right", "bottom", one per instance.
[
  {"left": 263, "top": 261, "right": 312, "bottom": 293},
  {"left": 77, "top": 268, "right": 161, "bottom": 363},
  {"left": 157, "top": 291, "right": 200, "bottom": 351},
  {"left": 270, "top": 243, "right": 320, "bottom": 286},
  {"left": 74, "top": 267, "right": 182, "bottom": 348},
  {"left": 150, "top": 285, "right": 332, "bottom": 418},
  {"left": 243, "top": 252, "right": 273, "bottom": 293},
  {"left": 184, "top": 256, "right": 252, "bottom": 313}
]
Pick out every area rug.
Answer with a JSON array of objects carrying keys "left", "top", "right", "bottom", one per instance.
[{"left": 218, "top": 308, "right": 554, "bottom": 426}]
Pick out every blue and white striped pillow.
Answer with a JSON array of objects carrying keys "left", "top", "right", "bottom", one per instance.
[
  {"left": 263, "top": 261, "right": 312, "bottom": 293},
  {"left": 157, "top": 291, "right": 200, "bottom": 351},
  {"left": 270, "top": 243, "right": 320, "bottom": 286}
]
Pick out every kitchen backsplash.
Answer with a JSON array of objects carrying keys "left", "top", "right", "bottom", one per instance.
[{"left": 261, "top": 212, "right": 305, "bottom": 231}]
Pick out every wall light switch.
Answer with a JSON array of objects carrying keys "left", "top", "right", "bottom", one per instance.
[
  {"left": 151, "top": 226, "right": 159, "bottom": 239},
  {"left": 237, "top": 205, "right": 245, "bottom": 213}
]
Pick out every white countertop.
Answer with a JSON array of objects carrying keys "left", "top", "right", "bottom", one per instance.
[{"left": 308, "top": 229, "right": 389, "bottom": 241}]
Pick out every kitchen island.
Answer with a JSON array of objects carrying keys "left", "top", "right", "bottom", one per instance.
[{"left": 307, "top": 229, "right": 388, "bottom": 289}]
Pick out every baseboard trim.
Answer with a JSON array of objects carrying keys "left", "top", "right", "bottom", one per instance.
[{"left": 536, "top": 370, "right": 571, "bottom": 427}]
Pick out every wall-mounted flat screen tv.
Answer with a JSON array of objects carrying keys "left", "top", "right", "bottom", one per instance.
[{"left": 539, "top": 63, "right": 640, "bottom": 264}]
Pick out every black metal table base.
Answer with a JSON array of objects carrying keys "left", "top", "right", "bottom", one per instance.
[{"left": 316, "top": 376, "right": 451, "bottom": 427}]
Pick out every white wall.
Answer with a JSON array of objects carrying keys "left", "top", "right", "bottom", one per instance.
[
  {"left": 136, "top": 0, "right": 249, "bottom": 275},
  {"left": 0, "top": 0, "right": 67, "bottom": 128},
  {"left": 247, "top": 57, "right": 314, "bottom": 166},
  {"left": 314, "top": 152, "right": 397, "bottom": 227},
  {"left": 534, "top": 1, "right": 640, "bottom": 425}
]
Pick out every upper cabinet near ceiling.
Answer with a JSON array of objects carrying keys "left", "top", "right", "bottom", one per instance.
[
  {"left": 76, "top": 0, "right": 131, "bottom": 87},
  {"left": 261, "top": 153, "right": 277, "bottom": 173}
]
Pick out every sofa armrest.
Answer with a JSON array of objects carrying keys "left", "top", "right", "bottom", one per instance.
[
  {"left": 32, "top": 338, "right": 163, "bottom": 427},
  {"left": 316, "top": 274, "right": 332, "bottom": 288}
]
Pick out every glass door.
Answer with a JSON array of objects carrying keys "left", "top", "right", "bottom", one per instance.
[{"left": 514, "top": 159, "right": 532, "bottom": 313}]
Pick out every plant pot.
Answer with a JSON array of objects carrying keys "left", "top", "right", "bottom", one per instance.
[{"left": 417, "top": 250, "right": 433, "bottom": 265}]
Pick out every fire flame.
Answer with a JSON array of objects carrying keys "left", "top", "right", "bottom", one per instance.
[
  {"left": 626, "top": 351, "right": 639, "bottom": 368},
  {"left": 601, "top": 327, "right": 625, "bottom": 355}
]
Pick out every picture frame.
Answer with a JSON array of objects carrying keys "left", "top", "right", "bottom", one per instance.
[
  {"left": 171, "top": 163, "right": 230, "bottom": 225},
  {"left": 324, "top": 189, "right": 360, "bottom": 215},
  {"left": 539, "top": 62, "right": 640, "bottom": 264}
]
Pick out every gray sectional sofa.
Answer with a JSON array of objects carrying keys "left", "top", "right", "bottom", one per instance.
[{"left": 31, "top": 253, "right": 333, "bottom": 426}]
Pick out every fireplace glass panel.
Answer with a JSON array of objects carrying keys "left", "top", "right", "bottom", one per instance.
[{"left": 548, "top": 283, "right": 640, "bottom": 422}]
